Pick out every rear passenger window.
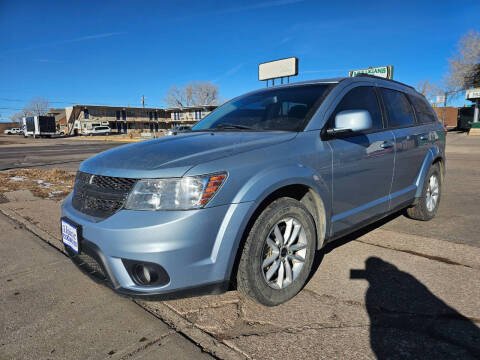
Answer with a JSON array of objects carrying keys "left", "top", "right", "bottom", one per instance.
[
  {"left": 409, "top": 96, "right": 437, "bottom": 124},
  {"left": 330, "top": 86, "right": 383, "bottom": 130},
  {"left": 381, "top": 88, "right": 415, "bottom": 128}
]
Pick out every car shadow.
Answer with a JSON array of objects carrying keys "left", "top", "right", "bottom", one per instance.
[
  {"left": 306, "top": 213, "right": 480, "bottom": 358},
  {"left": 351, "top": 257, "right": 480, "bottom": 359}
]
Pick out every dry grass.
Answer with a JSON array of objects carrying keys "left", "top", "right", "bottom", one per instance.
[{"left": 0, "top": 168, "right": 75, "bottom": 199}]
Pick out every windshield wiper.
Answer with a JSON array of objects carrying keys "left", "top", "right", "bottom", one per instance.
[{"left": 214, "top": 123, "right": 256, "bottom": 130}]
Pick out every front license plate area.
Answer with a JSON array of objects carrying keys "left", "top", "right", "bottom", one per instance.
[{"left": 61, "top": 218, "right": 81, "bottom": 254}]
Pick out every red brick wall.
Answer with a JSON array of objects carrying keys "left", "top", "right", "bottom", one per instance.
[{"left": 433, "top": 107, "right": 458, "bottom": 127}]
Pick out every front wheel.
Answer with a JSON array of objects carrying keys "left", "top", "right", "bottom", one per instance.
[
  {"left": 406, "top": 164, "right": 442, "bottom": 221},
  {"left": 236, "top": 197, "right": 316, "bottom": 306}
]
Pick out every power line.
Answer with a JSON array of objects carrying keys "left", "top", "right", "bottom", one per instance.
[{"left": 0, "top": 98, "right": 164, "bottom": 108}]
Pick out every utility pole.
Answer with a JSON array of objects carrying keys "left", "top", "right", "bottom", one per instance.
[{"left": 141, "top": 95, "right": 145, "bottom": 108}]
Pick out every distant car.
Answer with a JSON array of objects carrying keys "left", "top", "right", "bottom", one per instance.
[
  {"left": 4, "top": 128, "right": 21, "bottom": 135},
  {"left": 165, "top": 125, "right": 191, "bottom": 136},
  {"left": 84, "top": 126, "right": 111, "bottom": 136}
]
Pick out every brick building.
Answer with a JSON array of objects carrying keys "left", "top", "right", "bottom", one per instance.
[{"left": 65, "top": 104, "right": 216, "bottom": 135}]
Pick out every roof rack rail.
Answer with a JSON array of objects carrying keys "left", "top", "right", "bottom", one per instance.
[{"left": 353, "top": 74, "right": 415, "bottom": 90}]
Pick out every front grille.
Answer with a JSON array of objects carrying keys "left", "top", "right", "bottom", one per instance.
[{"left": 72, "top": 172, "right": 137, "bottom": 219}]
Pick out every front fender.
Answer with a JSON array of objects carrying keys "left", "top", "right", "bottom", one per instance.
[
  {"left": 233, "top": 164, "right": 331, "bottom": 245},
  {"left": 232, "top": 164, "right": 329, "bottom": 206}
]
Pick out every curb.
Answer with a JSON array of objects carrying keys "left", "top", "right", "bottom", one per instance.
[{"left": 0, "top": 206, "right": 246, "bottom": 360}]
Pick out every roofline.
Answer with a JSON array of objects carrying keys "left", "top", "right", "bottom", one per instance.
[
  {"left": 353, "top": 73, "right": 415, "bottom": 90},
  {"left": 68, "top": 104, "right": 218, "bottom": 111},
  {"left": 70, "top": 104, "right": 167, "bottom": 111}
]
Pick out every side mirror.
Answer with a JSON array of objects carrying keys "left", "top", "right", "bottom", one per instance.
[{"left": 328, "top": 109, "right": 372, "bottom": 136}]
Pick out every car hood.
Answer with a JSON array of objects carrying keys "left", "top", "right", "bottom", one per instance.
[{"left": 79, "top": 131, "right": 297, "bottom": 178}]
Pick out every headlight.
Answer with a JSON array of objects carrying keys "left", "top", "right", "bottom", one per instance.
[{"left": 124, "top": 173, "right": 227, "bottom": 210}]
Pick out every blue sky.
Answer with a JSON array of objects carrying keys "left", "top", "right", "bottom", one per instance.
[{"left": 1, "top": 0, "right": 479, "bottom": 122}]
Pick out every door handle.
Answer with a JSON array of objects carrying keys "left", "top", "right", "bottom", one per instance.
[{"left": 380, "top": 141, "right": 394, "bottom": 149}]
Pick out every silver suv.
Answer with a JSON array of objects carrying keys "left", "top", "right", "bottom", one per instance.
[{"left": 61, "top": 75, "right": 445, "bottom": 306}]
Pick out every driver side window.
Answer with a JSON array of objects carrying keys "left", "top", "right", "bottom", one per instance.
[{"left": 330, "top": 86, "right": 384, "bottom": 131}]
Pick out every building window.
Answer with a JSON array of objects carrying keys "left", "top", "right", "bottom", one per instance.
[
  {"left": 121, "top": 110, "right": 126, "bottom": 120},
  {"left": 154, "top": 112, "right": 158, "bottom": 120},
  {"left": 194, "top": 110, "right": 202, "bottom": 120},
  {"left": 84, "top": 109, "right": 89, "bottom": 119},
  {"left": 116, "top": 111, "right": 120, "bottom": 120},
  {"left": 149, "top": 112, "right": 153, "bottom": 121}
]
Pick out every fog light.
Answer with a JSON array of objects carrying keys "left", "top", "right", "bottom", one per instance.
[
  {"left": 122, "top": 259, "right": 170, "bottom": 287},
  {"left": 133, "top": 264, "right": 158, "bottom": 285}
]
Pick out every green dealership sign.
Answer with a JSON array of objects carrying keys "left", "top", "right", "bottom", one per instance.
[{"left": 349, "top": 65, "right": 394, "bottom": 79}]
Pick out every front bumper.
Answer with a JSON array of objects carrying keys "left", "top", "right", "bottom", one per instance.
[{"left": 61, "top": 193, "right": 253, "bottom": 296}]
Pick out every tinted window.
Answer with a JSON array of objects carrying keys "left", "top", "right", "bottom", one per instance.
[
  {"left": 192, "top": 84, "right": 332, "bottom": 132},
  {"left": 409, "top": 95, "right": 437, "bottom": 124},
  {"left": 330, "top": 86, "right": 383, "bottom": 130},
  {"left": 381, "top": 88, "right": 415, "bottom": 128}
]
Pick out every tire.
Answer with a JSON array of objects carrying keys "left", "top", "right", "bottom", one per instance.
[
  {"left": 236, "top": 197, "right": 316, "bottom": 306},
  {"left": 406, "top": 163, "right": 442, "bottom": 221}
]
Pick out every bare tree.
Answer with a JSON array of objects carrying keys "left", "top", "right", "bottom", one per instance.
[
  {"left": 446, "top": 30, "right": 480, "bottom": 91},
  {"left": 10, "top": 109, "right": 32, "bottom": 124},
  {"left": 25, "top": 97, "right": 49, "bottom": 116},
  {"left": 164, "top": 82, "right": 219, "bottom": 107},
  {"left": 192, "top": 82, "right": 219, "bottom": 106},
  {"left": 416, "top": 79, "right": 438, "bottom": 100}
]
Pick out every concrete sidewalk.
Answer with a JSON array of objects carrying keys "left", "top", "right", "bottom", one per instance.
[
  {"left": 1, "top": 194, "right": 479, "bottom": 359},
  {"left": 0, "top": 213, "right": 213, "bottom": 360}
]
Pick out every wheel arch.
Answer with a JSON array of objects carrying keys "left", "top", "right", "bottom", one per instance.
[
  {"left": 414, "top": 146, "right": 445, "bottom": 198},
  {"left": 227, "top": 180, "right": 329, "bottom": 287}
]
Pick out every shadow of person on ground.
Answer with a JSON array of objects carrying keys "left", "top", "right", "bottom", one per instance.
[{"left": 351, "top": 257, "right": 480, "bottom": 359}]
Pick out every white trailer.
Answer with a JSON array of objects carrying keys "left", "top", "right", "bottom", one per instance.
[{"left": 23, "top": 116, "right": 57, "bottom": 138}]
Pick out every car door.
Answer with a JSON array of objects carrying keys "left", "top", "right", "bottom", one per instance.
[
  {"left": 379, "top": 88, "right": 427, "bottom": 209},
  {"left": 327, "top": 86, "right": 395, "bottom": 237}
]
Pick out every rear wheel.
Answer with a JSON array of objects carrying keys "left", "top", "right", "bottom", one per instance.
[
  {"left": 406, "top": 163, "right": 442, "bottom": 221},
  {"left": 236, "top": 198, "right": 316, "bottom": 306}
]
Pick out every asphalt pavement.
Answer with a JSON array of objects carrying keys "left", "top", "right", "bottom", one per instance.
[{"left": 0, "top": 135, "right": 125, "bottom": 171}]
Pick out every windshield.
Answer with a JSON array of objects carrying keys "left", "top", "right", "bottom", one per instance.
[{"left": 192, "top": 84, "right": 333, "bottom": 132}]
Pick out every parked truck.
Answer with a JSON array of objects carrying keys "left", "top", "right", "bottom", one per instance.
[{"left": 22, "top": 116, "right": 57, "bottom": 138}]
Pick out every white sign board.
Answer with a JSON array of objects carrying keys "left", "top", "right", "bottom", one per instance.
[
  {"left": 259, "top": 57, "right": 298, "bottom": 81},
  {"left": 466, "top": 88, "right": 480, "bottom": 100},
  {"left": 349, "top": 66, "right": 393, "bottom": 79},
  {"left": 435, "top": 95, "right": 445, "bottom": 104}
]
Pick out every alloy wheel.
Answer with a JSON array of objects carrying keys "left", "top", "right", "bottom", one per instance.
[
  {"left": 426, "top": 174, "right": 439, "bottom": 212},
  {"left": 261, "top": 217, "right": 307, "bottom": 289}
]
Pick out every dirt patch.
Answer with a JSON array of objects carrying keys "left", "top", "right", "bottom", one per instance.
[{"left": 0, "top": 168, "right": 75, "bottom": 199}]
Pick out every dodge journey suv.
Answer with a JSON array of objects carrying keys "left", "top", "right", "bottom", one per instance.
[{"left": 61, "top": 75, "right": 445, "bottom": 306}]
